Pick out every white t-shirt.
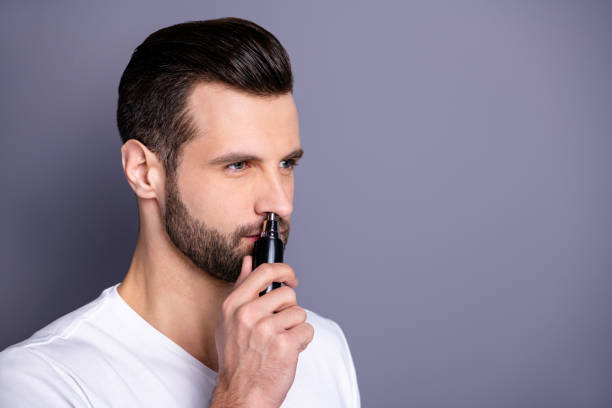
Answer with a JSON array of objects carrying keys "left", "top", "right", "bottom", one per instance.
[{"left": 0, "top": 283, "right": 360, "bottom": 407}]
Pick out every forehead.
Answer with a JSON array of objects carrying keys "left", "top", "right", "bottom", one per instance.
[{"left": 183, "top": 82, "right": 300, "bottom": 157}]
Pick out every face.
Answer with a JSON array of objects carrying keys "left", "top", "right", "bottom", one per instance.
[{"left": 162, "top": 82, "right": 301, "bottom": 282}]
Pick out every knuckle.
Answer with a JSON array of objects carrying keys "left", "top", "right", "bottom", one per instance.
[
  {"left": 257, "top": 263, "right": 272, "bottom": 274},
  {"left": 254, "top": 319, "right": 275, "bottom": 339},
  {"left": 253, "top": 262, "right": 272, "bottom": 278},
  {"left": 270, "top": 263, "right": 294, "bottom": 279},
  {"left": 235, "top": 305, "right": 252, "bottom": 328},
  {"left": 279, "top": 262, "right": 293, "bottom": 272},
  {"left": 278, "top": 286, "right": 297, "bottom": 303},
  {"left": 298, "top": 323, "right": 315, "bottom": 350},
  {"left": 259, "top": 264, "right": 277, "bottom": 283},
  {"left": 265, "top": 265, "right": 279, "bottom": 281},
  {"left": 273, "top": 335, "right": 292, "bottom": 354},
  {"left": 282, "top": 263, "right": 296, "bottom": 278},
  {"left": 294, "top": 306, "right": 307, "bottom": 322}
]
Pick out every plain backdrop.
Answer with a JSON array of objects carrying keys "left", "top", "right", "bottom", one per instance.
[{"left": 1, "top": 1, "right": 611, "bottom": 407}]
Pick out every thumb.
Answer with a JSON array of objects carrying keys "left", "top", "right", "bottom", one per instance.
[{"left": 235, "top": 255, "right": 253, "bottom": 287}]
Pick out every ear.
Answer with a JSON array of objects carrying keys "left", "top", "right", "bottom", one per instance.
[{"left": 121, "top": 140, "right": 165, "bottom": 200}]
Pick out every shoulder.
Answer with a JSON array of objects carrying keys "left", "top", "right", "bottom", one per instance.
[
  {"left": 11, "top": 286, "right": 114, "bottom": 349},
  {"left": 0, "top": 286, "right": 116, "bottom": 407},
  {"left": 304, "top": 308, "right": 349, "bottom": 351},
  {"left": 0, "top": 345, "right": 91, "bottom": 406}
]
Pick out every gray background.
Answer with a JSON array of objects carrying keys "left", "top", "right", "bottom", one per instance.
[{"left": 1, "top": 1, "right": 611, "bottom": 407}]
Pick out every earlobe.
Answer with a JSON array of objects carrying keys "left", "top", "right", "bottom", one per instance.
[{"left": 121, "top": 140, "right": 163, "bottom": 200}]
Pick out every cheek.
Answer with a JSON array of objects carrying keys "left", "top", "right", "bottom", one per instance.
[
  {"left": 216, "top": 184, "right": 253, "bottom": 216},
  {"left": 182, "top": 176, "right": 255, "bottom": 228}
]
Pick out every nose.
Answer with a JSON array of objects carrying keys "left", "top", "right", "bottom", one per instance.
[{"left": 254, "top": 169, "right": 293, "bottom": 221}]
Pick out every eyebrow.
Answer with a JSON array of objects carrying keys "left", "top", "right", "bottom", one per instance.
[{"left": 208, "top": 148, "right": 304, "bottom": 165}]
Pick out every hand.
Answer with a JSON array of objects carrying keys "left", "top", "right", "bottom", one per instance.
[{"left": 210, "top": 256, "right": 314, "bottom": 408}]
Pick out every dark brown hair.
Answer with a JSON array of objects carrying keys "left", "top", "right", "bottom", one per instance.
[{"left": 116, "top": 17, "right": 293, "bottom": 175}]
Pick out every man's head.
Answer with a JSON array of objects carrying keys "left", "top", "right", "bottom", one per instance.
[{"left": 117, "top": 18, "right": 300, "bottom": 282}]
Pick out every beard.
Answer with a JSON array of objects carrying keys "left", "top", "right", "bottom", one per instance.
[{"left": 162, "top": 173, "right": 290, "bottom": 283}]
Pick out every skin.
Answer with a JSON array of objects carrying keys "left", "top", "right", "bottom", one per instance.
[{"left": 118, "top": 82, "right": 313, "bottom": 407}]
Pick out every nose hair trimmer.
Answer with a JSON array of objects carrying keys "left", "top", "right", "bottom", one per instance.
[{"left": 254, "top": 212, "right": 284, "bottom": 296}]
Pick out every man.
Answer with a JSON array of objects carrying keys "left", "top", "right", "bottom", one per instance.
[{"left": 0, "top": 18, "right": 360, "bottom": 407}]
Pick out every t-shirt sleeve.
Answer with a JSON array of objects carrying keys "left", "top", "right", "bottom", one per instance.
[
  {"left": 0, "top": 346, "right": 91, "bottom": 407},
  {"left": 329, "top": 320, "right": 361, "bottom": 408}
]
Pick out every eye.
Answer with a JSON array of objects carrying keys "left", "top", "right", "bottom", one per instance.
[
  {"left": 280, "top": 159, "right": 299, "bottom": 170},
  {"left": 226, "top": 161, "right": 247, "bottom": 171}
]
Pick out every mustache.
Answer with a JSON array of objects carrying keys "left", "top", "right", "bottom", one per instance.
[{"left": 234, "top": 217, "right": 290, "bottom": 238}]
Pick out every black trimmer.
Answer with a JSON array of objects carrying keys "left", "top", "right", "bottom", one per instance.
[{"left": 254, "top": 212, "right": 284, "bottom": 296}]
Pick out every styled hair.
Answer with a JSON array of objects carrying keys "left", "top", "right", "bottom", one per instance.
[{"left": 116, "top": 17, "right": 293, "bottom": 175}]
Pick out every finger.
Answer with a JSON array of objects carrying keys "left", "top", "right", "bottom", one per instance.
[
  {"left": 250, "top": 306, "right": 307, "bottom": 345},
  {"left": 233, "top": 263, "right": 298, "bottom": 301},
  {"left": 250, "top": 285, "right": 298, "bottom": 315},
  {"left": 284, "top": 322, "right": 315, "bottom": 352},
  {"left": 269, "top": 305, "right": 307, "bottom": 330},
  {"left": 235, "top": 255, "right": 252, "bottom": 287}
]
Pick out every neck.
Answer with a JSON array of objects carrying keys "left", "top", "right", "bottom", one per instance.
[{"left": 117, "top": 205, "right": 233, "bottom": 372}]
